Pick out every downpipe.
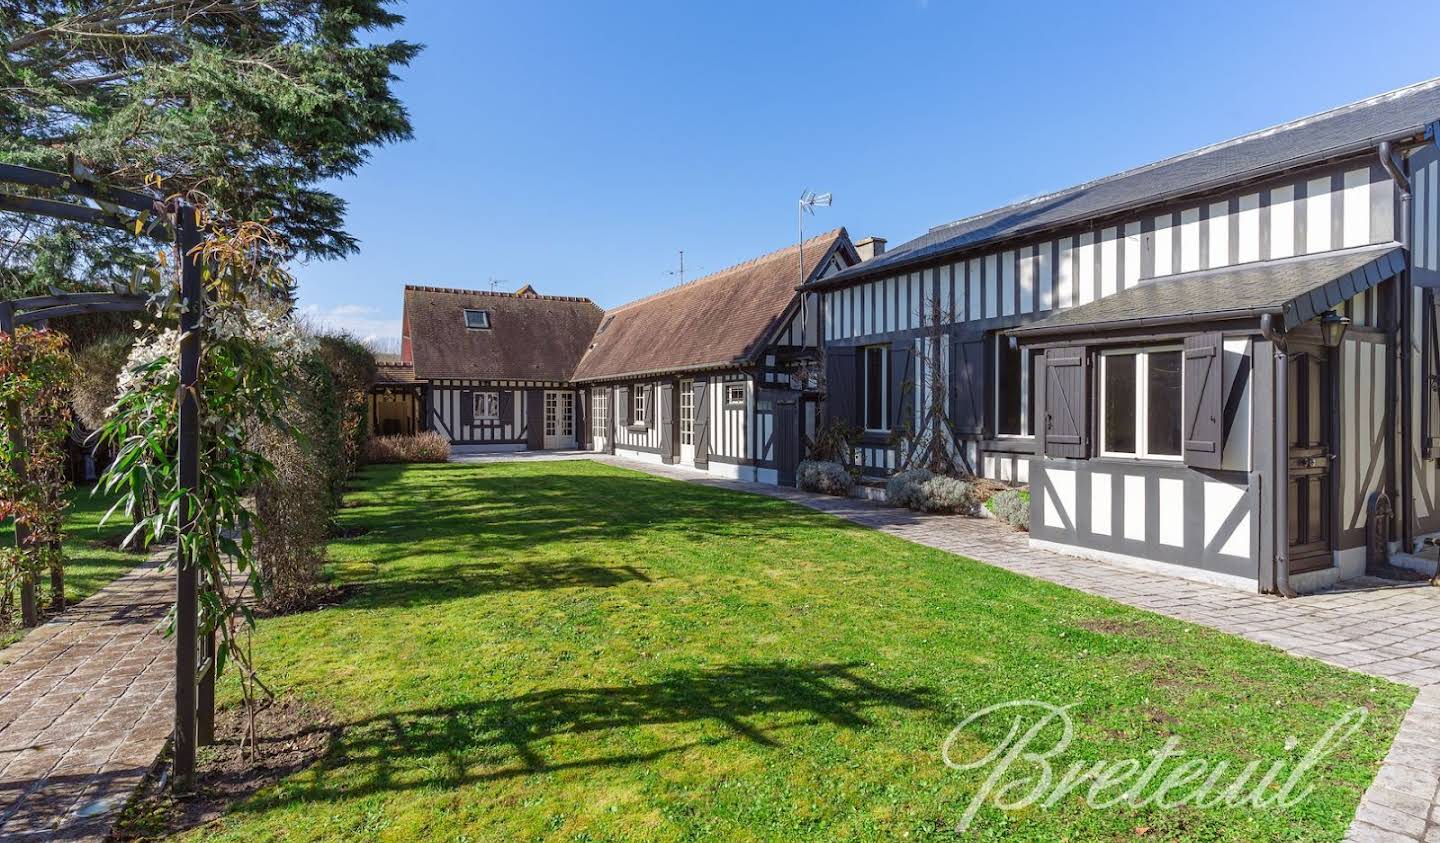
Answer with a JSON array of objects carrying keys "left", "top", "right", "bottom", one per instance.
[
  {"left": 1260, "top": 313, "right": 1297, "bottom": 598},
  {"left": 1379, "top": 141, "right": 1416, "bottom": 554}
]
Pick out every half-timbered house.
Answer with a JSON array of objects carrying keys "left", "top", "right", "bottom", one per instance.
[
  {"left": 572, "top": 229, "right": 860, "bottom": 484},
  {"left": 392, "top": 283, "right": 603, "bottom": 452},
  {"left": 805, "top": 78, "right": 1440, "bottom": 593}
]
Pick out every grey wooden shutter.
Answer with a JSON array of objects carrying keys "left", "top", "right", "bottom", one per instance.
[
  {"left": 693, "top": 380, "right": 710, "bottom": 467},
  {"left": 889, "top": 345, "right": 913, "bottom": 432},
  {"left": 498, "top": 390, "right": 514, "bottom": 424},
  {"left": 1183, "top": 332, "right": 1224, "bottom": 469},
  {"left": 643, "top": 384, "right": 655, "bottom": 429},
  {"left": 459, "top": 389, "right": 474, "bottom": 428},
  {"left": 1044, "top": 346, "right": 1088, "bottom": 458},
  {"left": 825, "top": 347, "right": 856, "bottom": 427},
  {"left": 526, "top": 390, "right": 544, "bottom": 449},
  {"left": 617, "top": 386, "right": 630, "bottom": 425},
  {"left": 658, "top": 383, "right": 674, "bottom": 454},
  {"left": 949, "top": 338, "right": 986, "bottom": 435}
]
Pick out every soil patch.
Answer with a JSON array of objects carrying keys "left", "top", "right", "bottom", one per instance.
[
  {"left": 110, "top": 695, "right": 337, "bottom": 841},
  {"left": 1075, "top": 617, "right": 1165, "bottom": 637}
]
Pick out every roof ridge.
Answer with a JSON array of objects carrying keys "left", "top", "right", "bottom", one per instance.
[
  {"left": 604, "top": 228, "right": 845, "bottom": 315},
  {"left": 403, "top": 283, "right": 597, "bottom": 305},
  {"left": 928, "top": 75, "right": 1440, "bottom": 235}
]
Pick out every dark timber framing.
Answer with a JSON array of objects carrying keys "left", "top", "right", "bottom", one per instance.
[{"left": 808, "top": 80, "right": 1440, "bottom": 593}]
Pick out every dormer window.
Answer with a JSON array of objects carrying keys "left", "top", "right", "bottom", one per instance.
[{"left": 463, "top": 309, "right": 491, "bottom": 330}]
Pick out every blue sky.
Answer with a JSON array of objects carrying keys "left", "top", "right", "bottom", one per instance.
[{"left": 297, "top": 0, "right": 1440, "bottom": 348}]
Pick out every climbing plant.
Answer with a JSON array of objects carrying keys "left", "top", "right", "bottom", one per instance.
[
  {"left": 0, "top": 325, "right": 74, "bottom": 621},
  {"left": 98, "top": 203, "right": 306, "bottom": 750}
]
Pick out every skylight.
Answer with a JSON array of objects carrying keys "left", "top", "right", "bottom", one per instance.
[{"left": 463, "top": 309, "right": 491, "bottom": 330}]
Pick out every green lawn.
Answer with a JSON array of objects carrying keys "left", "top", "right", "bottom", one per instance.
[
  {"left": 0, "top": 484, "right": 148, "bottom": 648},
  {"left": 198, "top": 460, "right": 1411, "bottom": 842}
]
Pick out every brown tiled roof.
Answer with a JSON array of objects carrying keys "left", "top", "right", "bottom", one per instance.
[
  {"left": 571, "top": 229, "right": 852, "bottom": 382},
  {"left": 373, "top": 362, "right": 417, "bottom": 385},
  {"left": 403, "top": 285, "right": 603, "bottom": 381}
]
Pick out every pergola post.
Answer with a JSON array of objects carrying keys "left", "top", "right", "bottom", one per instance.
[
  {"left": 173, "top": 204, "right": 202, "bottom": 790},
  {"left": 0, "top": 302, "right": 38, "bottom": 627}
]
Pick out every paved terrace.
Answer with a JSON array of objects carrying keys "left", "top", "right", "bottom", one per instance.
[{"left": 0, "top": 556, "right": 172, "bottom": 842}]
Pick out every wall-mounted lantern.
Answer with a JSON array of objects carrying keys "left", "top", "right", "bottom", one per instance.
[{"left": 1319, "top": 310, "right": 1351, "bottom": 348}]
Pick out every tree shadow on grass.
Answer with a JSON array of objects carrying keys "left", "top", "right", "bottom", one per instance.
[
  {"left": 236, "top": 661, "right": 936, "bottom": 812},
  {"left": 349, "top": 556, "right": 654, "bottom": 609}
]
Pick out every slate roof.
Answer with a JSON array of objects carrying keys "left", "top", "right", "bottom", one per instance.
[
  {"left": 811, "top": 77, "right": 1440, "bottom": 290},
  {"left": 1009, "top": 243, "right": 1405, "bottom": 338},
  {"left": 571, "top": 229, "right": 852, "bottom": 382},
  {"left": 402, "top": 285, "right": 603, "bottom": 381}
]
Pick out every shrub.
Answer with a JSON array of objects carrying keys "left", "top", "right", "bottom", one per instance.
[
  {"left": 806, "top": 418, "right": 862, "bottom": 467},
  {"left": 366, "top": 431, "right": 451, "bottom": 464},
  {"left": 69, "top": 333, "right": 133, "bottom": 430},
  {"left": 885, "top": 468, "right": 933, "bottom": 508},
  {"left": 988, "top": 489, "right": 1031, "bottom": 531},
  {"left": 254, "top": 351, "right": 340, "bottom": 612},
  {"left": 311, "top": 333, "right": 376, "bottom": 477},
  {"left": 910, "top": 475, "right": 979, "bottom": 515},
  {"left": 797, "top": 460, "right": 853, "bottom": 497}
]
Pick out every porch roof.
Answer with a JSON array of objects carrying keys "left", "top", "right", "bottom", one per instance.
[{"left": 1008, "top": 243, "right": 1406, "bottom": 340}]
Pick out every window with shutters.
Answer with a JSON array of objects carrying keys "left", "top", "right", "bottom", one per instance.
[
  {"left": 1099, "top": 346, "right": 1183, "bottom": 460},
  {"left": 473, "top": 392, "right": 500, "bottom": 421},
  {"left": 863, "top": 345, "right": 889, "bottom": 431},
  {"left": 633, "top": 385, "right": 647, "bottom": 425},
  {"left": 995, "top": 342, "right": 1038, "bottom": 438}
]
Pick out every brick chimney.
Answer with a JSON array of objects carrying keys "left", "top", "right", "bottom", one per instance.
[{"left": 854, "top": 236, "right": 887, "bottom": 262}]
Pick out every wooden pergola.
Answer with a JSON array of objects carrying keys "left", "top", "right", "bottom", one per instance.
[{"left": 0, "top": 160, "right": 210, "bottom": 790}]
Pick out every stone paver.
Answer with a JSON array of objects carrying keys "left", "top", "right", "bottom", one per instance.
[
  {"left": 0, "top": 556, "right": 173, "bottom": 842},
  {"left": 575, "top": 454, "right": 1440, "bottom": 842}
]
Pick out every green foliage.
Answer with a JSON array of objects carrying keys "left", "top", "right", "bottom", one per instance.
[
  {"left": 193, "top": 461, "right": 1412, "bottom": 842},
  {"left": 0, "top": 326, "right": 74, "bottom": 618},
  {"left": 0, "top": 1, "right": 419, "bottom": 290},
  {"left": 311, "top": 333, "right": 377, "bottom": 479},
  {"left": 988, "top": 488, "right": 1031, "bottom": 531}
]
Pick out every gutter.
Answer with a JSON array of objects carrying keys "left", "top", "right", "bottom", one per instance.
[
  {"left": 1378, "top": 141, "right": 1415, "bottom": 557},
  {"left": 1008, "top": 307, "right": 1279, "bottom": 341},
  {"left": 1259, "top": 313, "right": 1298, "bottom": 598},
  {"left": 805, "top": 131, "right": 1432, "bottom": 293}
]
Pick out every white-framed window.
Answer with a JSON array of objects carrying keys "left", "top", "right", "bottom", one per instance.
[
  {"left": 863, "top": 345, "right": 888, "bottom": 432},
  {"left": 592, "top": 387, "right": 608, "bottom": 436},
  {"left": 996, "top": 342, "right": 1038, "bottom": 437},
  {"left": 473, "top": 391, "right": 500, "bottom": 421},
  {"left": 633, "top": 385, "right": 647, "bottom": 425},
  {"left": 679, "top": 380, "right": 694, "bottom": 445},
  {"left": 1100, "top": 346, "right": 1184, "bottom": 460},
  {"left": 724, "top": 384, "right": 745, "bottom": 406},
  {"left": 463, "top": 309, "right": 491, "bottom": 330}
]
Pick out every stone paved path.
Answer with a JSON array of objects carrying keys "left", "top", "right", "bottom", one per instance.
[
  {"left": 0, "top": 557, "right": 173, "bottom": 842},
  {"left": 577, "top": 455, "right": 1440, "bottom": 843}
]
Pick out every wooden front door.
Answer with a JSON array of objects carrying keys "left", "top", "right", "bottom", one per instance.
[
  {"left": 1287, "top": 350, "right": 1334, "bottom": 573},
  {"left": 774, "top": 395, "right": 800, "bottom": 486}
]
